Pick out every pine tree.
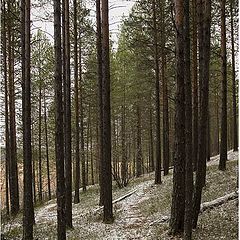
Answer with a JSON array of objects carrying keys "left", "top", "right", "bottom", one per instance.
[
  {"left": 73, "top": 0, "right": 80, "bottom": 204},
  {"left": 53, "top": 0, "right": 66, "bottom": 238},
  {"left": 193, "top": 0, "right": 211, "bottom": 228},
  {"left": 101, "top": 0, "right": 114, "bottom": 223},
  {"left": 169, "top": 0, "right": 185, "bottom": 234},
  {"left": 64, "top": 0, "right": 73, "bottom": 228},
  {"left": 183, "top": 0, "right": 193, "bottom": 238},
  {"left": 219, "top": 0, "right": 227, "bottom": 171},
  {"left": 22, "top": 0, "right": 34, "bottom": 238},
  {"left": 230, "top": 0, "right": 238, "bottom": 152},
  {"left": 153, "top": 0, "right": 161, "bottom": 184}
]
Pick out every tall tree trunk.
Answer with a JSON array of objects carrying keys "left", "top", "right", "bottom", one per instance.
[
  {"left": 206, "top": 112, "right": 211, "bottom": 160},
  {"left": 8, "top": 1, "right": 19, "bottom": 216},
  {"left": 38, "top": 80, "right": 42, "bottom": 202},
  {"left": 32, "top": 128, "right": 36, "bottom": 204},
  {"left": 213, "top": 89, "right": 220, "bottom": 155},
  {"left": 73, "top": 0, "right": 80, "bottom": 204},
  {"left": 184, "top": 0, "right": 193, "bottom": 238},
  {"left": 230, "top": 0, "right": 238, "bottom": 151},
  {"left": 149, "top": 106, "right": 154, "bottom": 172},
  {"left": 133, "top": 130, "right": 136, "bottom": 177},
  {"left": 170, "top": 0, "right": 185, "bottom": 234},
  {"left": 44, "top": 90, "right": 51, "bottom": 200},
  {"left": 3, "top": 0, "right": 10, "bottom": 215},
  {"left": 86, "top": 105, "right": 90, "bottom": 186},
  {"left": 161, "top": 0, "right": 170, "bottom": 177},
  {"left": 215, "top": 91, "right": 220, "bottom": 154},
  {"left": 79, "top": 38, "right": 86, "bottom": 192},
  {"left": 193, "top": 0, "right": 211, "bottom": 228},
  {"left": 64, "top": 0, "right": 72, "bottom": 228},
  {"left": 90, "top": 109, "right": 94, "bottom": 185},
  {"left": 192, "top": 0, "right": 198, "bottom": 171},
  {"left": 96, "top": 0, "right": 104, "bottom": 206},
  {"left": 53, "top": 0, "right": 66, "bottom": 238},
  {"left": 22, "top": 0, "right": 34, "bottom": 238},
  {"left": 153, "top": 0, "right": 161, "bottom": 184},
  {"left": 101, "top": 0, "right": 114, "bottom": 223},
  {"left": 121, "top": 100, "right": 127, "bottom": 186},
  {"left": 136, "top": 105, "right": 143, "bottom": 177},
  {"left": 219, "top": 0, "right": 227, "bottom": 171},
  {"left": 112, "top": 117, "right": 117, "bottom": 176}
]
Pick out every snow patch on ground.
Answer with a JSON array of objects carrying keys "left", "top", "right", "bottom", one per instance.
[
  {"left": 2, "top": 151, "right": 238, "bottom": 239},
  {"left": 207, "top": 150, "right": 238, "bottom": 166}
]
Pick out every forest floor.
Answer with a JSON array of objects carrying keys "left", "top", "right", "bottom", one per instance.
[{"left": 1, "top": 150, "right": 238, "bottom": 239}]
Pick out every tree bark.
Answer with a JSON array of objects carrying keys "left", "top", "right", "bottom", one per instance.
[
  {"left": 8, "top": 0, "right": 19, "bottom": 216},
  {"left": 192, "top": 0, "right": 198, "bottom": 171},
  {"left": 96, "top": 0, "right": 104, "bottom": 206},
  {"left": 22, "top": 0, "right": 34, "bottom": 238},
  {"left": 89, "top": 109, "right": 94, "bottom": 185},
  {"left": 230, "top": 0, "right": 238, "bottom": 152},
  {"left": 153, "top": 0, "right": 161, "bottom": 184},
  {"left": 38, "top": 79, "right": 42, "bottom": 202},
  {"left": 161, "top": 0, "right": 170, "bottom": 177},
  {"left": 32, "top": 127, "right": 36, "bottom": 204},
  {"left": 64, "top": 0, "right": 72, "bottom": 228},
  {"left": 86, "top": 105, "right": 90, "bottom": 186},
  {"left": 53, "top": 0, "right": 66, "bottom": 238},
  {"left": 136, "top": 105, "right": 143, "bottom": 178},
  {"left": 73, "top": 0, "right": 80, "bottom": 204},
  {"left": 193, "top": 0, "right": 211, "bottom": 228},
  {"left": 149, "top": 106, "right": 154, "bottom": 172},
  {"left": 121, "top": 87, "right": 127, "bottom": 186},
  {"left": 170, "top": 0, "right": 185, "bottom": 234},
  {"left": 101, "top": 0, "right": 114, "bottom": 223},
  {"left": 79, "top": 37, "right": 86, "bottom": 192},
  {"left": 183, "top": 0, "right": 193, "bottom": 238},
  {"left": 44, "top": 90, "right": 51, "bottom": 200},
  {"left": 219, "top": 0, "right": 227, "bottom": 171},
  {"left": 3, "top": 0, "right": 10, "bottom": 215}
]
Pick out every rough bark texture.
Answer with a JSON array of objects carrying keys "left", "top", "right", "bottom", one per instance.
[
  {"left": 121, "top": 97, "right": 127, "bottom": 186},
  {"left": 79, "top": 39, "right": 86, "bottom": 192},
  {"left": 230, "top": 0, "right": 238, "bottom": 152},
  {"left": 161, "top": 0, "right": 170, "bottom": 177},
  {"left": 90, "top": 110, "right": 94, "bottom": 185},
  {"left": 44, "top": 91, "right": 51, "bottom": 200},
  {"left": 193, "top": 0, "right": 211, "bottom": 228},
  {"left": 192, "top": 0, "right": 198, "bottom": 171},
  {"left": 22, "top": 0, "right": 34, "bottom": 238},
  {"left": 136, "top": 105, "right": 143, "bottom": 178},
  {"left": 32, "top": 128, "right": 36, "bottom": 204},
  {"left": 153, "top": 0, "right": 161, "bottom": 184},
  {"left": 96, "top": 0, "right": 104, "bottom": 206},
  {"left": 64, "top": 0, "right": 73, "bottom": 228},
  {"left": 170, "top": 0, "right": 185, "bottom": 234},
  {"left": 3, "top": 0, "right": 10, "bottom": 215},
  {"left": 149, "top": 107, "right": 154, "bottom": 172},
  {"left": 8, "top": 0, "right": 19, "bottom": 216},
  {"left": 53, "top": 0, "right": 66, "bottom": 238},
  {"left": 183, "top": 0, "right": 193, "bottom": 238},
  {"left": 219, "top": 0, "right": 227, "bottom": 171},
  {"left": 38, "top": 81, "right": 42, "bottom": 202},
  {"left": 73, "top": 0, "right": 80, "bottom": 204},
  {"left": 101, "top": 0, "right": 114, "bottom": 223}
]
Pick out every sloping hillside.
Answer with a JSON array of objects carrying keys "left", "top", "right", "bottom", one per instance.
[{"left": 2, "top": 151, "right": 238, "bottom": 239}]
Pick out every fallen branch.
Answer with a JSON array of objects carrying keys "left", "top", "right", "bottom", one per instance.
[
  {"left": 149, "top": 191, "right": 238, "bottom": 226},
  {"left": 94, "top": 189, "right": 137, "bottom": 213},
  {"left": 200, "top": 191, "right": 238, "bottom": 212}
]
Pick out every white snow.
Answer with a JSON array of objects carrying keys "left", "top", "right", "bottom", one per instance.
[{"left": 207, "top": 150, "right": 238, "bottom": 166}]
